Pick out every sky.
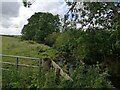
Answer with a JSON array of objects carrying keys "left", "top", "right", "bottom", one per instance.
[{"left": 0, "top": 0, "right": 68, "bottom": 35}]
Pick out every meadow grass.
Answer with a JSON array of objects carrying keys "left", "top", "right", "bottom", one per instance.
[
  {"left": 2, "top": 36, "right": 58, "bottom": 88},
  {"left": 2, "top": 35, "right": 58, "bottom": 67}
]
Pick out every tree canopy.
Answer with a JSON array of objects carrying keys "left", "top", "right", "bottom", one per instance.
[
  {"left": 64, "top": 2, "right": 120, "bottom": 30},
  {"left": 21, "top": 12, "right": 61, "bottom": 43}
]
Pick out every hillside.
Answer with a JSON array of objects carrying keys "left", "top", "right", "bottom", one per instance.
[
  {"left": 2, "top": 35, "right": 58, "bottom": 65},
  {"left": 2, "top": 35, "right": 57, "bottom": 58}
]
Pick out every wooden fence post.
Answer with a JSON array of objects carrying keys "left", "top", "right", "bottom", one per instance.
[
  {"left": 42, "top": 59, "right": 44, "bottom": 67},
  {"left": 55, "top": 68, "right": 60, "bottom": 85},
  {"left": 42, "top": 58, "right": 51, "bottom": 72},
  {"left": 39, "top": 59, "right": 41, "bottom": 69},
  {"left": 16, "top": 57, "right": 19, "bottom": 69}
]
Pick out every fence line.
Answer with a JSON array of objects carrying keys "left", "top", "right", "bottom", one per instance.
[
  {"left": 2, "top": 62, "right": 38, "bottom": 68},
  {"left": 0, "top": 54, "right": 40, "bottom": 60},
  {"left": 1, "top": 54, "right": 73, "bottom": 81},
  {"left": 51, "top": 60, "right": 73, "bottom": 81},
  {"left": 1, "top": 54, "right": 41, "bottom": 69}
]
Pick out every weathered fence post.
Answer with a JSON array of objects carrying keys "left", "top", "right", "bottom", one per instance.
[
  {"left": 42, "top": 59, "right": 44, "bottom": 67},
  {"left": 55, "top": 68, "right": 60, "bottom": 84},
  {"left": 16, "top": 57, "right": 19, "bottom": 69},
  {"left": 39, "top": 59, "right": 41, "bottom": 69},
  {"left": 42, "top": 58, "right": 51, "bottom": 72}
]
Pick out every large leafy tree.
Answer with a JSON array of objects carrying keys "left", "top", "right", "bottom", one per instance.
[
  {"left": 63, "top": 1, "right": 120, "bottom": 60},
  {"left": 64, "top": 1, "right": 120, "bottom": 88},
  {"left": 64, "top": 1, "right": 120, "bottom": 29},
  {"left": 21, "top": 12, "right": 60, "bottom": 43}
]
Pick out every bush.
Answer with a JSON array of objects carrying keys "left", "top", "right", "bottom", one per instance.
[
  {"left": 54, "top": 29, "right": 81, "bottom": 53},
  {"left": 2, "top": 67, "right": 58, "bottom": 89},
  {"left": 45, "top": 32, "right": 60, "bottom": 46},
  {"left": 72, "top": 29, "right": 112, "bottom": 64},
  {"left": 60, "top": 63, "right": 113, "bottom": 88},
  {"left": 2, "top": 64, "right": 113, "bottom": 89}
]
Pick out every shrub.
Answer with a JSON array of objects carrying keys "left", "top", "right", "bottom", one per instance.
[
  {"left": 60, "top": 63, "right": 113, "bottom": 88},
  {"left": 2, "top": 67, "right": 58, "bottom": 89},
  {"left": 45, "top": 32, "right": 60, "bottom": 46},
  {"left": 54, "top": 29, "right": 81, "bottom": 54}
]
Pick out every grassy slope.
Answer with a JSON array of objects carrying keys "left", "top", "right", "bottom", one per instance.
[{"left": 2, "top": 36, "right": 58, "bottom": 65}]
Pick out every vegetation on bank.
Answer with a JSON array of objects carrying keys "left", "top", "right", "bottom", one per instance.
[
  {"left": 2, "top": 57, "right": 112, "bottom": 88},
  {"left": 2, "top": 35, "right": 113, "bottom": 88}
]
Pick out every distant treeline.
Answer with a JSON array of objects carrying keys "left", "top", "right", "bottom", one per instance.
[{"left": 1, "top": 35, "right": 22, "bottom": 38}]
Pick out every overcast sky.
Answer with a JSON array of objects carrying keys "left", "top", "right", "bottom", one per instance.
[{"left": 0, "top": 0, "right": 68, "bottom": 35}]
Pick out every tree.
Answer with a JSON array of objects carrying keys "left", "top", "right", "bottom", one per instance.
[
  {"left": 64, "top": 1, "right": 120, "bottom": 30},
  {"left": 21, "top": 12, "right": 61, "bottom": 43},
  {"left": 64, "top": 1, "right": 120, "bottom": 88}
]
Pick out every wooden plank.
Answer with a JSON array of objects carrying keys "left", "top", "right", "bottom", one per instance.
[
  {"left": 1, "top": 68, "right": 9, "bottom": 71},
  {"left": 2, "top": 62, "right": 38, "bottom": 68},
  {"left": 51, "top": 60, "right": 73, "bottom": 81},
  {"left": 18, "top": 64, "right": 38, "bottom": 68},
  {"left": 0, "top": 54, "right": 40, "bottom": 60},
  {"left": 2, "top": 62, "right": 15, "bottom": 65}
]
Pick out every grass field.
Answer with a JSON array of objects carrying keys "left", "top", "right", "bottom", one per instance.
[
  {"left": 2, "top": 35, "right": 58, "bottom": 67},
  {"left": 1, "top": 35, "right": 64, "bottom": 88}
]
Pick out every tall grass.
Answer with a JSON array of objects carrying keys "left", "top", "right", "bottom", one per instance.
[
  {"left": 2, "top": 66, "right": 59, "bottom": 88},
  {"left": 2, "top": 36, "right": 59, "bottom": 88},
  {"left": 2, "top": 63, "right": 113, "bottom": 88},
  {"left": 2, "top": 36, "right": 58, "bottom": 65}
]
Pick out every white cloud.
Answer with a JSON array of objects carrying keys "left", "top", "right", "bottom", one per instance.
[
  {"left": 0, "top": 0, "right": 68, "bottom": 35},
  {"left": 0, "top": 26, "right": 22, "bottom": 35},
  {"left": 30, "top": 0, "right": 67, "bottom": 17}
]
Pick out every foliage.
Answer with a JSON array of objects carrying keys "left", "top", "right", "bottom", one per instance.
[
  {"left": 2, "top": 67, "right": 58, "bottom": 88},
  {"left": 54, "top": 28, "right": 113, "bottom": 64},
  {"left": 21, "top": 12, "right": 61, "bottom": 43},
  {"left": 54, "top": 28, "right": 80, "bottom": 53},
  {"left": 64, "top": 2, "right": 120, "bottom": 30},
  {"left": 60, "top": 63, "right": 113, "bottom": 88},
  {"left": 73, "top": 29, "right": 112, "bottom": 64},
  {"left": 63, "top": 2, "right": 120, "bottom": 88},
  {"left": 2, "top": 63, "right": 113, "bottom": 88},
  {"left": 52, "top": 26, "right": 120, "bottom": 87},
  {"left": 45, "top": 32, "right": 60, "bottom": 47}
]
